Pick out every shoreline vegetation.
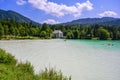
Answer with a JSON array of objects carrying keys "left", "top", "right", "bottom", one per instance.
[
  {"left": 0, "top": 19, "right": 120, "bottom": 40},
  {"left": 0, "top": 48, "right": 71, "bottom": 80}
]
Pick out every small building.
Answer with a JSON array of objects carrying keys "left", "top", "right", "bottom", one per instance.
[{"left": 52, "top": 30, "right": 63, "bottom": 38}]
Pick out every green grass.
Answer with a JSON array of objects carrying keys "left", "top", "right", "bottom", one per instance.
[
  {"left": 2, "top": 35, "right": 35, "bottom": 40},
  {"left": 0, "top": 48, "right": 71, "bottom": 80}
]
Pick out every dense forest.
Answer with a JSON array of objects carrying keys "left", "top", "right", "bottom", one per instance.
[
  {"left": 52, "top": 24, "right": 120, "bottom": 40},
  {"left": 0, "top": 19, "right": 52, "bottom": 39},
  {"left": 0, "top": 19, "right": 120, "bottom": 40}
]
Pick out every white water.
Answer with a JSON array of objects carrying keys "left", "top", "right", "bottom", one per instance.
[{"left": 0, "top": 39, "right": 120, "bottom": 80}]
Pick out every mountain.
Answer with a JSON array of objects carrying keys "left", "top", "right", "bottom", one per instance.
[
  {"left": 0, "top": 9, "right": 40, "bottom": 25},
  {"left": 61, "top": 17, "right": 120, "bottom": 26},
  {"left": 1, "top": 9, "right": 120, "bottom": 26}
]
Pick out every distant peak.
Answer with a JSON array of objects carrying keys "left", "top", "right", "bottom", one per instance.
[{"left": 101, "top": 17, "right": 115, "bottom": 19}]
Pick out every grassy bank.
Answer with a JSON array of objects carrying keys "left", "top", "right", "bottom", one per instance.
[{"left": 0, "top": 48, "right": 71, "bottom": 80}]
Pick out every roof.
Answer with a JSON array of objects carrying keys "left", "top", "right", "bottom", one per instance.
[{"left": 52, "top": 30, "right": 63, "bottom": 34}]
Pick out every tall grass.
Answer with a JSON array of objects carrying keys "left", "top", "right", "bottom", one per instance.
[{"left": 0, "top": 48, "right": 71, "bottom": 80}]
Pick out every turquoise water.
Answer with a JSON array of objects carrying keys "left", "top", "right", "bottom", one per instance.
[{"left": 0, "top": 39, "right": 120, "bottom": 80}]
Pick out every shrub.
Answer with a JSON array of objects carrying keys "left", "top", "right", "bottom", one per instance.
[
  {"left": 16, "top": 61, "right": 34, "bottom": 74},
  {"left": 0, "top": 48, "right": 71, "bottom": 80},
  {"left": 0, "top": 49, "right": 17, "bottom": 65},
  {"left": 36, "top": 68, "right": 70, "bottom": 80}
]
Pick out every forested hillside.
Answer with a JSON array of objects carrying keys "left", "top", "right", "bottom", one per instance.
[
  {"left": 0, "top": 19, "right": 120, "bottom": 40},
  {"left": 0, "top": 9, "right": 120, "bottom": 40},
  {"left": 0, "top": 9, "right": 40, "bottom": 26},
  {"left": 52, "top": 24, "right": 120, "bottom": 40},
  {"left": 0, "top": 19, "right": 52, "bottom": 39},
  {"left": 62, "top": 17, "right": 120, "bottom": 27}
]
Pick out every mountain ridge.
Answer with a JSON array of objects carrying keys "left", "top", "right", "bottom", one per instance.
[
  {"left": 0, "top": 9, "right": 120, "bottom": 26},
  {"left": 61, "top": 17, "right": 120, "bottom": 26},
  {"left": 0, "top": 9, "right": 40, "bottom": 26}
]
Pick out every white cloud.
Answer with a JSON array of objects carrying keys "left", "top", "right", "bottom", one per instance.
[
  {"left": 16, "top": 0, "right": 26, "bottom": 5},
  {"left": 43, "top": 19, "right": 60, "bottom": 24},
  {"left": 28, "top": 0, "right": 93, "bottom": 17},
  {"left": 98, "top": 11, "right": 117, "bottom": 17}
]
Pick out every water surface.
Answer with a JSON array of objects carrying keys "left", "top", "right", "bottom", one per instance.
[{"left": 0, "top": 39, "right": 120, "bottom": 80}]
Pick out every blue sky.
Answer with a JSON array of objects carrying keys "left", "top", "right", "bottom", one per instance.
[{"left": 0, "top": 0, "right": 120, "bottom": 24}]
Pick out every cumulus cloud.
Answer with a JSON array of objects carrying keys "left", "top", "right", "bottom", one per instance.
[
  {"left": 43, "top": 19, "right": 60, "bottom": 24},
  {"left": 16, "top": 0, "right": 26, "bottom": 5},
  {"left": 98, "top": 11, "right": 117, "bottom": 17},
  {"left": 27, "top": 0, "right": 93, "bottom": 17}
]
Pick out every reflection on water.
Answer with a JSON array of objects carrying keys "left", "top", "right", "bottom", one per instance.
[{"left": 0, "top": 39, "right": 120, "bottom": 80}]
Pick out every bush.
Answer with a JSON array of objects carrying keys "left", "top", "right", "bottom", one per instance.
[
  {"left": 36, "top": 68, "right": 70, "bottom": 80},
  {"left": 97, "top": 27, "right": 110, "bottom": 40},
  {"left": 0, "top": 48, "right": 71, "bottom": 80},
  {"left": 0, "top": 49, "right": 17, "bottom": 65},
  {"left": 16, "top": 61, "right": 34, "bottom": 74}
]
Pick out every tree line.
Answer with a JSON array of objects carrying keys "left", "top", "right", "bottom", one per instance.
[
  {"left": 0, "top": 19, "right": 52, "bottom": 39},
  {"left": 0, "top": 19, "right": 120, "bottom": 40},
  {"left": 52, "top": 24, "right": 120, "bottom": 40}
]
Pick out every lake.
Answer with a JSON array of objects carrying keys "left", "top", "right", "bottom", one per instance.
[{"left": 0, "top": 39, "right": 120, "bottom": 80}]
